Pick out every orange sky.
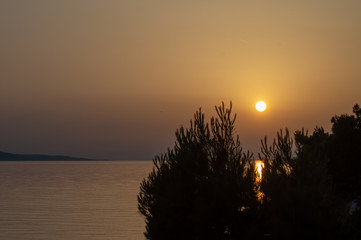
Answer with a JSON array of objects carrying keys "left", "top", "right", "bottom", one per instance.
[{"left": 1, "top": 1, "right": 361, "bottom": 159}]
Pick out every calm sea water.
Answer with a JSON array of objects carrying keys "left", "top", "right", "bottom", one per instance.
[{"left": 0, "top": 161, "right": 153, "bottom": 240}]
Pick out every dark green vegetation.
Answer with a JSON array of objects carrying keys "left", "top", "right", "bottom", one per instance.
[
  {"left": 138, "top": 103, "right": 361, "bottom": 239},
  {"left": 0, "top": 151, "right": 91, "bottom": 161}
]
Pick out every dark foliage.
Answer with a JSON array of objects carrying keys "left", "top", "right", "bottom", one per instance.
[
  {"left": 291, "top": 104, "right": 361, "bottom": 200},
  {"left": 138, "top": 103, "right": 361, "bottom": 239},
  {"left": 259, "top": 128, "right": 343, "bottom": 239},
  {"left": 138, "top": 102, "right": 258, "bottom": 240},
  {"left": 328, "top": 104, "right": 361, "bottom": 199}
]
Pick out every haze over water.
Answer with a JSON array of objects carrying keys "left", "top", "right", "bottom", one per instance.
[
  {"left": 1, "top": 1, "right": 361, "bottom": 160},
  {"left": 0, "top": 161, "right": 153, "bottom": 240}
]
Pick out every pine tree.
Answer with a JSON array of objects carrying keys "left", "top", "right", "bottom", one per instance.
[{"left": 137, "top": 102, "right": 258, "bottom": 240}]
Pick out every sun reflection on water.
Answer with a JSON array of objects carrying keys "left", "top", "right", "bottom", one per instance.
[
  {"left": 255, "top": 160, "right": 264, "bottom": 200},
  {"left": 255, "top": 160, "right": 264, "bottom": 181}
]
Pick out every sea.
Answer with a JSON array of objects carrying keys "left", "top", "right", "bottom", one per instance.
[{"left": 0, "top": 161, "right": 154, "bottom": 240}]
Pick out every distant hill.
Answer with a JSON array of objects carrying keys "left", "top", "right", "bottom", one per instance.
[{"left": 0, "top": 151, "right": 92, "bottom": 161}]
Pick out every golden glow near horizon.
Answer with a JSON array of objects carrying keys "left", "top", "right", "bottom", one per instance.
[
  {"left": 255, "top": 101, "right": 267, "bottom": 112},
  {"left": 1, "top": 1, "right": 361, "bottom": 159}
]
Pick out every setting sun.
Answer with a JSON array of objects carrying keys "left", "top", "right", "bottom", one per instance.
[{"left": 256, "top": 101, "right": 267, "bottom": 112}]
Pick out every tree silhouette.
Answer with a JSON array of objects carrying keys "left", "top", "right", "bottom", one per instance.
[
  {"left": 328, "top": 104, "right": 361, "bottom": 199},
  {"left": 137, "top": 102, "right": 258, "bottom": 240},
  {"left": 258, "top": 128, "right": 343, "bottom": 239},
  {"left": 138, "top": 102, "right": 361, "bottom": 239}
]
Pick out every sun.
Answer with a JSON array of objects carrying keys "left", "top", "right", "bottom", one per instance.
[{"left": 255, "top": 101, "right": 267, "bottom": 112}]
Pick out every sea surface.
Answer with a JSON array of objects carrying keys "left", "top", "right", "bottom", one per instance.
[{"left": 0, "top": 161, "right": 153, "bottom": 240}]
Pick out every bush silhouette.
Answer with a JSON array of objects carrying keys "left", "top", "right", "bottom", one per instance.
[{"left": 138, "top": 102, "right": 258, "bottom": 240}]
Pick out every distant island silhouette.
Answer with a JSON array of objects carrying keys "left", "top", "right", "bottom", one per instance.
[{"left": 0, "top": 151, "right": 92, "bottom": 161}]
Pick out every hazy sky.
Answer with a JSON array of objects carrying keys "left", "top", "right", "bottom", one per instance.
[{"left": 1, "top": 1, "right": 361, "bottom": 159}]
